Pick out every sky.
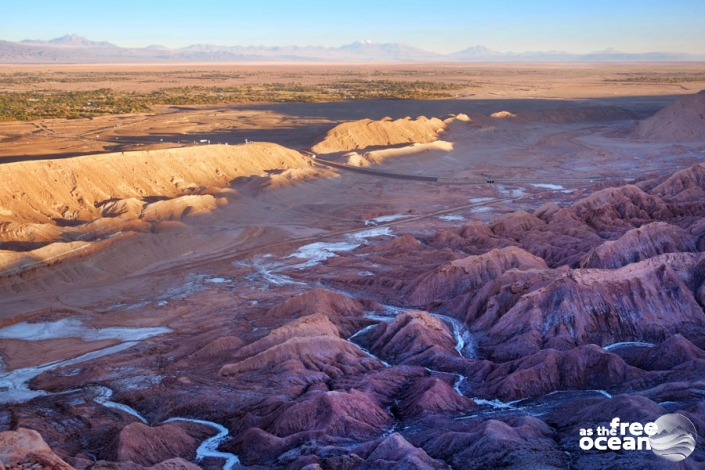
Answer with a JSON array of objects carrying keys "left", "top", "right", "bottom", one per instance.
[{"left": 2, "top": 0, "right": 704, "bottom": 54}]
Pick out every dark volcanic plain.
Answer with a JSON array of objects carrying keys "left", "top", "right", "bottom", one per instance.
[{"left": 1, "top": 63, "right": 705, "bottom": 470}]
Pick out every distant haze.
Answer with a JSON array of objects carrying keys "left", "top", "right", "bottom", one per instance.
[
  {"left": 1, "top": 0, "right": 704, "bottom": 55},
  {"left": 1, "top": 35, "right": 705, "bottom": 63}
]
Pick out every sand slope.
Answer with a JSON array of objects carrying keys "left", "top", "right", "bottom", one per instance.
[
  {"left": 345, "top": 141, "right": 454, "bottom": 166},
  {"left": 632, "top": 90, "right": 705, "bottom": 141},
  {"left": 311, "top": 116, "right": 446, "bottom": 154},
  {"left": 0, "top": 143, "right": 309, "bottom": 227}
]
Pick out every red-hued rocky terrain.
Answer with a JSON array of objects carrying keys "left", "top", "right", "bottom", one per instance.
[{"left": 2, "top": 92, "right": 705, "bottom": 469}]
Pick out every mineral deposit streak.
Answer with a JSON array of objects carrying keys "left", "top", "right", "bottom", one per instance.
[
  {"left": 91, "top": 387, "right": 241, "bottom": 469},
  {"left": 166, "top": 417, "right": 240, "bottom": 469}
]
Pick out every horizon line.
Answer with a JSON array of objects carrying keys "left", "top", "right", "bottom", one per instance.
[
  {"left": 3, "top": 61, "right": 705, "bottom": 68},
  {"left": 7, "top": 34, "right": 705, "bottom": 57}
]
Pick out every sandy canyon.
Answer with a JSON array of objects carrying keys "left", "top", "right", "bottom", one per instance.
[{"left": 1, "top": 64, "right": 705, "bottom": 469}]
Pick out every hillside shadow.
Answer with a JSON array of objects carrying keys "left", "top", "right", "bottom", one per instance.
[
  {"left": 229, "top": 94, "right": 681, "bottom": 123},
  {"left": 0, "top": 94, "right": 685, "bottom": 165},
  {"left": 0, "top": 241, "right": 52, "bottom": 252}
]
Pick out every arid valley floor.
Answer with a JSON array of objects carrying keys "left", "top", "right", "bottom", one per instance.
[{"left": 1, "top": 64, "right": 705, "bottom": 469}]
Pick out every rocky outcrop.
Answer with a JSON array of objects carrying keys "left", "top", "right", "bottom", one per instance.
[
  {"left": 361, "top": 234, "right": 423, "bottom": 254},
  {"left": 146, "top": 459, "right": 201, "bottom": 470},
  {"left": 416, "top": 416, "right": 566, "bottom": 470},
  {"left": 394, "top": 377, "right": 477, "bottom": 419},
  {"left": 92, "top": 459, "right": 201, "bottom": 470},
  {"left": 441, "top": 267, "right": 563, "bottom": 327},
  {"left": 190, "top": 336, "right": 244, "bottom": 359},
  {"left": 0, "top": 428, "right": 202, "bottom": 470},
  {"left": 506, "top": 204, "right": 604, "bottom": 268},
  {"left": 270, "top": 432, "right": 448, "bottom": 470},
  {"left": 579, "top": 222, "right": 697, "bottom": 268},
  {"left": 235, "top": 313, "right": 341, "bottom": 359},
  {"left": 264, "top": 288, "right": 382, "bottom": 337},
  {"left": 404, "top": 247, "right": 548, "bottom": 307},
  {"left": 468, "top": 345, "right": 646, "bottom": 401},
  {"left": 355, "top": 311, "right": 458, "bottom": 366},
  {"left": 229, "top": 389, "right": 395, "bottom": 466},
  {"left": 631, "top": 334, "right": 705, "bottom": 371},
  {"left": 229, "top": 428, "right": 293, "bottom": 467},
  {"left": 329, "top": 238, "right": 462, "bottom": 305},
  {"left": 357, "top": 433, "right": 448, "bottom": 469},
  {"left": 219, "top": 305, "right": 383, "bottom": 398},
  {"left": 0, "top": 428, "right": 74, "bottom": 470},
  {"left": 571, "top": 185, "right": 672, "bottom": 225},
  {"left": 651, "top": 162, "right": 705, "bottom": 201},
  {"left": 427, "top": 220, "right": 511, "bottom": 253},
  {"left": 477, "top": 253, "right": 705, "bottom": 361},
  {"left": 489, "top": 210, "right": 546, "bottom": 237},
  {"left": 219, "top": 334, "right": 381, "bottom": 378},
  {"left": 266, "top": 288, "right": 379, "bottom": 319},
  {"left": 268, "top": 389, "right": 392, "bottom": 439},
  {"left": 103, "top": 422, "right": 211, "bottom": 467}
]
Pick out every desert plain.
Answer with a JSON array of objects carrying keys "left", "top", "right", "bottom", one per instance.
[{"left": 0, "top": 62, "right": 705, "bottom": 469}]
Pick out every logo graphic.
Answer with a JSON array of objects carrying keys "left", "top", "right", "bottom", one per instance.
[
  {"left": 578, "top": 413, "right": 698, "bottom": 462},
  {"left": 649, "top": 413, "right": 697, "bottom": 462}
]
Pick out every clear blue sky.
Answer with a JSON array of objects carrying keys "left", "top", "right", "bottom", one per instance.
[{"left": 2, "top": 0, "right": 704, "bottom": 54}]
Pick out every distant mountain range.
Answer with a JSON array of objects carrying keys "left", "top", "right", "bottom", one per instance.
[{"left": 1, "top": 35, "right": 704, "bottom": 63}]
